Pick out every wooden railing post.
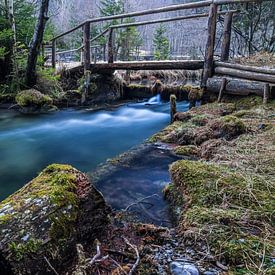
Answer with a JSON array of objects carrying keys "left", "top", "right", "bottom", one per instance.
[
  {"left": 201, "top": 3, "right": 218, "bottom": 87},
  {"left": 83, "top": 22, "right": 91, "bottom": 71},
  {"left": 221, "top": 11, "right": 233, "bottom": 62},
  {"left": 52, "top": 39, "right": 56, "bottom": 69},
  {"left": 108, "top": 28, "right": 114, "bottom": 63}
]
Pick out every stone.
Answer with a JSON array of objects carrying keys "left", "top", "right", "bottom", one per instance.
[{"left": 170, "top": 261, "right": 200, "bottom": 275}]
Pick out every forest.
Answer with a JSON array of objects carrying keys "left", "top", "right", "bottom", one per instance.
[{"left": 0, "top": 0, "right": 274, "bottom": 274}]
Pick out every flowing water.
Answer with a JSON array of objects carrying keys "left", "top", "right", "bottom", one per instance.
[{"left": 0, "top": 98, "right": 189, "bottom": 209}]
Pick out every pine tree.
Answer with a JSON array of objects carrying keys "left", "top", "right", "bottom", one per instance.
[
  {"left": 99, "top": 0, "right": 142, "bottom": 61},
  {"left": 153, "top": 24, "right": 170, "bottom": 60}
]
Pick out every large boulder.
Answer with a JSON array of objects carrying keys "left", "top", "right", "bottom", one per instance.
[{"left": 0, "top": 164, "right": 110, "bottom": 274}]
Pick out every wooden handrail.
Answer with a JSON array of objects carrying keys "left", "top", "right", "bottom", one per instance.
[
  {"left": 51, "top": 0, "right": 212, "bottom": 40},
  {"left": 51, "top": 0, "right": 269, "bottom": 41},
  {"left": 110, "top": 10, "right": 238, "bottom": 29}
]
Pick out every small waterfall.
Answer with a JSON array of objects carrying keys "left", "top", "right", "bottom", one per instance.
[{"left": 147, "top": 94, "right": 161, "bottom": 104}]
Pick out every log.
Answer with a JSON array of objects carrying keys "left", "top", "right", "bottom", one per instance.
[
  {"left": 215, "top": 66, "right": 275, "bottom": 84},
  {"left": 0, "top": 164, "right": 110, "bottom": 274},
  {"left": 220, "top": 12, "right": 233, "bottom": 62},
  {"left": 51, "top": 40, "right": 56, "bottom": 69},
  {"left": 83, "top": 22, "right": 91, "bottom": 71},
  {"left": 207, "top": 76, "right": 264, "bottom": 96},
  {"left": 108, "top": 28, "right": 114, "bottom": 64},
  {"left": 90, "top": 60, "right": 204, "bottom": 71},
  {"left": 202, "top": 3, "right": 218, "bottom": 87},
  {"left": 215, "top": 61, "right": 275, "bottom": 75}
]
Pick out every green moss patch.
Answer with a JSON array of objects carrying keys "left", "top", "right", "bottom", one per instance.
[
  {"left": 167, "top": 160, "right": 274, "bottom": 273},
  {"left": 174, "top": 145, "right": 198, "bottom": 156},
  {"left": 16, "top": 89, "right": 53, "bottom": 107}
]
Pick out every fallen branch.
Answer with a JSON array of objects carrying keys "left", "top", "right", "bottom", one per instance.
[
  {"left": 44, "top": 256, "right": 59, "bottom": 275},
  {"left": 123, "top": 238, "right": 140, "bottom": 275},
  {"left": 89, "top": 242, "right": 101, "bottom": 266},
  {"left": 124, "top": 194, "right": 160, "bottom": 211},
  {"left": 109, "top": 256, "right": 128, "bottom": 275}
]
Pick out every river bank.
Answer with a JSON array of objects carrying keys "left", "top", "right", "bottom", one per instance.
[{"left": 0, "top": 94, "right": 274, "bottom": 274}]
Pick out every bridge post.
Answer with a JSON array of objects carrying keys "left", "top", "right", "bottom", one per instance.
[
  {"left": 221, "top": 11, "right": 233, "bottom": 62},
  {"left": 83, "top": 22, "right": 91, "bottom": 71},
  {"left": 52, "top": 39, "right": 56, "bottom": 69},
  {"left": 202, "top": 3, "right": 218, "bottom": 87},
  {"left": 108, "top": 28, "right": 114, "bottom": 63}
]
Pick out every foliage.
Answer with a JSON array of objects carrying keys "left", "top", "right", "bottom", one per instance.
[
  {"left": 117, "top": 18, "right": 143, "bottom": 61},
  {"left": 99, "top": 0, "right": 143, "bottom": 61},
  {"left": 228, "top": 1, "right": 275, "bottom": 55},
  {"left": 153, "top": 24, "right": 170, "bottom": 60}
]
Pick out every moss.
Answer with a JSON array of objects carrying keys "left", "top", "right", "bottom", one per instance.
[
  {"left": 127, "top": 84, "right": 147, "bottom": 89},
  {"left": 167, "top": 160, "right": 274, "bottom": 273},
  {"left": 231, "top": 95, "right": 263, "bottom": 110},
  {"left": 16, "top": 89, "right": 53, "bottom": 107},
  {"left": 0, "top": 164, "right": 80, "bottom": 244},
  {"left": 209, "top": 115, "right": 246, "bottom": 140},
  {"left": 8, "top": 239, "right": 43, "bottom": 261},
  {"left": 0, "top": 214, "right": 13, "bottom": 225},
  {"left": 220, "top": 115, "right": 246, "bottom": 132},
  {"left": 181, "top": 85, "right": 204, "bottom": 101},
  {"left": 190, "top": 114, "right": 209, "bottom": 126},
  {"left": 174, "top": 145, "right": 198, "bottom": 156}
]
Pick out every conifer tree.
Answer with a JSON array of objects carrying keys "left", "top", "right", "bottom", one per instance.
[{"left": 153, "top": 24, "right": 170, "bottom": 60}]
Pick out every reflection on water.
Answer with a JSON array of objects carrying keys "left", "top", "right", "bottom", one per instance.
[{"left": 0, "top": 98, "right": 189, "bottom": 201}]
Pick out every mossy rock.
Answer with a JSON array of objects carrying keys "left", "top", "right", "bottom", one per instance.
[
  {"left": 0, "top": 164, "right": 110, "bottom": 274},
  {"left": 167, "top": 160, "right": 274, "bottom": 273},
  {"left": 174, "top": 145, "right": 198, "bottom": 156},
  {"left": 16, "top": 89, "right": 53, "bottom": 107}
]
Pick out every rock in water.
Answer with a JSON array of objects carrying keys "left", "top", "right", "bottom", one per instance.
[
  {"left": 170, "top": 261, "right": 200, "bottom": 275},
  {"left": 0, "top": 164, "right": 111, "bottom": 274}
]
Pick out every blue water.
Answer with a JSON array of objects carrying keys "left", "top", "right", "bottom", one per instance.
[{"left": 0, "top": 98, "right": 189, "bottom": 201}]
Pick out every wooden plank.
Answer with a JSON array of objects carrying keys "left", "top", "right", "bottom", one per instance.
[
  {"left": 215, "top": 61, "right": 275, "bottom": 75},
  {"left": 83, "top": 22, "right": 91, "bottom": 71},
  {"left": 202, "top": 3, "right": 218, "bottom": 87},
  {"left": 221, "top": 12, "right": 233, "bottom": 62},
  {"left": 215, "top": 66, "right": 275, "bottom": 83},
  {"left": 90, "top": 60, "right": 204, "bottom": 71}
]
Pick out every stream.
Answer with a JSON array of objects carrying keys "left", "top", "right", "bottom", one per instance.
[{"left": 0, "top": 97, "right": 189, "bottom": 220}]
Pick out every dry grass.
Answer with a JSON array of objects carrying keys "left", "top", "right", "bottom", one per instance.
[
  {"left": 160, "top": 96, "right": 275, "bottom": 274},
  {"left": 234, "top": 51, "right": 275, "bottom": 68}
]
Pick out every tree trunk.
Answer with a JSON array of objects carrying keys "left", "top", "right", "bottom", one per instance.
[{"left": 25, "top": 0, "right": 50, "bottom": 87}]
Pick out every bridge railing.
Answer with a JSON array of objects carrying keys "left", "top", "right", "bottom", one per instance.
[{"left": 48, "top": 0, "right": 271, "bottom": 85}]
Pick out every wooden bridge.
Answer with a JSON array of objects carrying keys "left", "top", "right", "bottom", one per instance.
[{"left": 47, "top": 0, "right": 275, "bottom": 98}]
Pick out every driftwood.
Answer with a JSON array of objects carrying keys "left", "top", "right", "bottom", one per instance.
[
  {"left": 215, "top": 66, "right": 275, "bottom": 84},
  {"left": 207, "top": 76, "right": 265, "bottom": 96}
]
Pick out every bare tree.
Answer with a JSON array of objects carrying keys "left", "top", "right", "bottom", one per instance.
[{"left": 25, "top": 0, "right": 50, "bottom": 87}]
